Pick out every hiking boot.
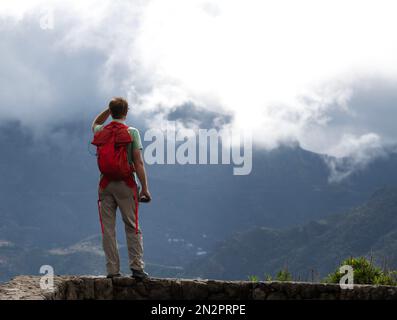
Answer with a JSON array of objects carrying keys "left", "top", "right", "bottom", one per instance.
[
  {"left": 106, "top": 273, "right": 121, "bottom": 279},
  {"left": 131, "top": 268, "right": 149, "bottom": 280}
]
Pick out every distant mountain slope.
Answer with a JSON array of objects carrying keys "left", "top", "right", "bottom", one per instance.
[
  {"left": 0, "top": 235, "right": 184, "bottom": 282},
  {"left": 0, "top": 236, "right": 105, "bottom": 283},
  {"left": 183, "top": 187, "right": 397, "bottom": 280}
]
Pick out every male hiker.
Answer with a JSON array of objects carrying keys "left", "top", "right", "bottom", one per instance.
[{"left": 91, "top": 97, "right": 151, "bottom": 279}]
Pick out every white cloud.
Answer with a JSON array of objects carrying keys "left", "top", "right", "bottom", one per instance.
[
  {"left": 323, "top": 133, "right": 388, "bottom": 183},
  {"left": 1, "top": 0, "right": 397, "bottom": 179}
]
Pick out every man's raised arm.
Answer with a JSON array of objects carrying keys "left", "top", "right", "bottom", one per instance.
[{"left": 91, "top": 108, "right": 111, "bottom": 133}]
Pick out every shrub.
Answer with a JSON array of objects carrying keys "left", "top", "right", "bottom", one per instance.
[
  {"left": 325, "top": 256, "right": 397, "bottom": 285},
  {"left": 264, "top": 274, "right": 273, "bottom": 281},
  {"left": 248, "top": 275, "right": 259, "bottom": 282},
  {"left": 276, "top": 269, "right": 293, "bottom": 282}
]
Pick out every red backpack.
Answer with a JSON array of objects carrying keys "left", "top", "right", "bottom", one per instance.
[{"left": 91, "top": 122, "right": 134, "bottom": 180}]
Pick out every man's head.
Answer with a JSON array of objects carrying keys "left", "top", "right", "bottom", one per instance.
[{"left": 109, "top": 97, "right": 129, "bottom": 119}]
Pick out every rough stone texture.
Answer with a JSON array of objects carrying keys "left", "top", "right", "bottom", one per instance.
[{"left": 1, "top": 276, "right": 397, "bottom": 300}]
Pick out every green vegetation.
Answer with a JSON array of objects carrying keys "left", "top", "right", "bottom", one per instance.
[
  {"left": 264, "top": 274, "right": 273, "bottom": 281},
  {"left": 248, "top": 269, "right": 293, "bottom": 282},
  {"left": 248, "top": 275, "right": 259, "bottom": 282},
  {"left": 247, "top": 257, "right": 397, "bottom": 286},
  {"left": 276, "top": 269, "right": 293, "bottom": 282},
  {"left": 325, "top": 257, "right": 397, "bottom": 286}
]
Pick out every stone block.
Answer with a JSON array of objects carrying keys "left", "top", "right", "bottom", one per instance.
[{"left": 94, "top": 278, "right": 113, "bottom": 300}]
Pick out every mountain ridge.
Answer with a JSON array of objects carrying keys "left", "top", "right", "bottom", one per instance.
[{"left": 182, "top": 186, "right": 397, "bottom": 280}]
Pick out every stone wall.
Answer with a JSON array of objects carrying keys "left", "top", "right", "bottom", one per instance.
[{"left": 1, "top": 276, "right": 397, "bottom": 300}]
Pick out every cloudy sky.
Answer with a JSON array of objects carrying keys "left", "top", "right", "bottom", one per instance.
[{"left": 1, "top": 0, "right": 397, "bottom": 171}]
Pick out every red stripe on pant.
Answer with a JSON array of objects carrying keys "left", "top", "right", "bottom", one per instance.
[{"left": 132, "top": 183, "right": 139, "bottom": 234}]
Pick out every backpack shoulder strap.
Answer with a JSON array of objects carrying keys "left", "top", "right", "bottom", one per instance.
[
  {"left": 126, "top": 127, "right": 135, "bottom": 141},
  {"left": 126, "top": 127, "right": 134, "bottom": 165}
]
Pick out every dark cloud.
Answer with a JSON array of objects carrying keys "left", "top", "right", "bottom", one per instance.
[
  {"left": 166, "top": 101, "right": 233, "bottom": 129},
  {"left": 0, "top": 14, "right": 118, "bottom": 132},
  {"left": 330, "top": 78, "right": 397, "bottom": 144},
  {"left": 298, "top": 76, "right": 397, "bottom": 182},
  {"left": 300, "top": 77, "right": 397, "bottom": 152}
]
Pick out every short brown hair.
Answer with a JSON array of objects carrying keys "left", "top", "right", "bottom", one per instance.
[{"left": 109, "top": 97, "right": 128, "bottom": 119}]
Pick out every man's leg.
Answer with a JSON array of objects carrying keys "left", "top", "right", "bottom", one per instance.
[
  {"left": 99, "top": 184, "right": 120, "bottom": 275},
  {"left": 112, "top": 181, "right": 145, "bottom": 272}
]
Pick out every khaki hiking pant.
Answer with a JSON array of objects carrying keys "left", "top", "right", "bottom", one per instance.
[{"left": 98, "top": 180, "right": 144, "bottom": 275}]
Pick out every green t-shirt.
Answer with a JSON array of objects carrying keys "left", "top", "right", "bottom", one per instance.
[{"left": 93, "top": 120, "right": 143, "bottom": 183}]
